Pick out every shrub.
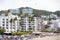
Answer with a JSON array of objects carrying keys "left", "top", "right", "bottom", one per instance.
[
  {"left": 11, "top": 31, "right": 33, "bottom": 35},
  {"left": 41, "top": 29, "right": 52, "bottom": 32}
]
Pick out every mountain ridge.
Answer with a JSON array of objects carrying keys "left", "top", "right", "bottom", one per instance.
[{"left": 0, "top": 7, "right": 60, "bottom": 16}]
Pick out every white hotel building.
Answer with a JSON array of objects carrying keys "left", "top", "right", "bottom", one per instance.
[{"left": 0, "top": 12, "right": 39, "bottom": 33}]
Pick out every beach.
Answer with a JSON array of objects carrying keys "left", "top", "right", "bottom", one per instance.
[{"left": 28, "top": 35, "right": 60, "bottom": 40}]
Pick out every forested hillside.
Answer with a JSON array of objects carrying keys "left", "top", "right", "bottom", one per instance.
[{"left": 0, "top": 7, "right": 60, "bottom": 16}]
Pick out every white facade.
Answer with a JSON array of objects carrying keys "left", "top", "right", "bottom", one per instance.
[
  {"left": 50, "top": 19, "right": 60, "bottom": 30},
  {"left": 0, "top": 13, "right": 18, "bottom": 33},
  {"left": 0, "top": 13, "right": 39, "bottom": 33}
]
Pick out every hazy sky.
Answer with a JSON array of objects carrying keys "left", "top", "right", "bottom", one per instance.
[{"left": 0, "top": 0, "right": 60, "bottom": 12}]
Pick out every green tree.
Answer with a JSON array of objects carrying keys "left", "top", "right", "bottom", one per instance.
[
  {"left": 10, "top": 18, "right": 14, "bottom": 23},
  {"left": 10, "top": 19, "right": 14, "bottom": 31},
  {"left": 14, "top": 17, "right": 17, "bottom": 21},
  {"left": 44, "top": 24, "right": 50, "bottom": 29},
  {"left": 22, "top": 13, "right": 29, "bottom": 18},
  {"left": 11, "top": 31, "right": 17, "bottom": 35},
  {"left": 17, "top": 13, "right": 22, "bottom": 17},
  {"left": 0, "top": 27, "right": 6, "bottom": 35}
]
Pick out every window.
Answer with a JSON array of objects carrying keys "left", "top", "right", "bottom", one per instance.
[
  {"left": 13, "top": 24, "right": 15, "bottom": 26},
  {"left": 21, "top": 28, "right": 24, "bottom": 31},
  {"left": 6, "top": 27, "right": 8, "bottom": 29},
  {"left": 3, "top": 24, "right": 5, "bottom": 26},
  {"left": 3, "top": 22, "right": 4, "bottom": 23},
  {"left": 29, "top": 21, "right": 31, "bottom": 23},
  {"left": 21, "top": 26, "right": 24, "bottom": 27},
  {"left": 6, "top": 24, "right": 8, "bottom": 26},
  {"left": 21, "top": 19, "right": 24, "bottom": 20},
  {"left": 6, "top": 19, "right": 8, "bottom": 21},
  {"left": 29, "top": 28, "right": 32, "bottom": 30},
  {"left": 3, "top": 19, "right": 4, "bottom": 20},
  {"left": 6, "top": 22, "right": 8, "bottom": 23},
  {"left": 29, "top": 26, "right": 31, "bottom": 27},
  {"left": 13, "top": 27, "right": 15, "bottom": 29}
]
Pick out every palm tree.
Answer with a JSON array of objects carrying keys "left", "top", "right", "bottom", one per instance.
[
  {"left": 10, "top": 17, "right": 17, "bottom": 31},
  {"left": 10, "top": 18, "right": 14, "bottom": 31},
  {"left": 10, "top": 18, "right": 14, "bottom": 23}
]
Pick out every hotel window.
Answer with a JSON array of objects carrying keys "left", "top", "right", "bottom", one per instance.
[
  {"left": 13, "top": 25, "right": 15, "bottom": 26},
  {"left": 3, "top": 24, "right": 5, "bottom": 26},
  {"left": 29, "top": 21, "right": 31, "bottom": 23},
  {"left": 6, "top": 19, "right": 8, "bottom": 21},
  {"left": 3, "top": 21, "right": 5, "bottom": 23},
  {"left": 13, "top": 27, "right": 15, "bottom": 29},
  {"left": 6, "top": 24, "right": 8, "bottom": 26},
  {"left": 6, "top": 22, "right": 8, "bottom": 23},
  {"left": 6, "top": 27, "right": 8, "bottom": 29},
  {"left": 29, "top": 26, "right": 31, "bottom": 27},
  {"left": 29, "top": 28, "right": 32, "bottom": 30},
  {"left": 3, "top": 19, "right": 4, "bottom": 20}
]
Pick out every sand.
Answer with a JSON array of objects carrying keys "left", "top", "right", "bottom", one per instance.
[{"left": 28, "top": 35, "right": 60, "bottom": 40}]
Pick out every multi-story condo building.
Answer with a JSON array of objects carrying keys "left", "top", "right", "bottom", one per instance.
[
  {"left": 0, "top": 12, "right": 39, "bottom": 33},
  {"left": 0, "top": 13, "right": 18, "bottom": 33}
]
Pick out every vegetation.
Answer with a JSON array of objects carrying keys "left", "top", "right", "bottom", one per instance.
[
  {"left": 10, "top": 19, "right": 14, "bottom": 23},
  {"left": 9, "top": 18, "right": 14, "bottom": 30},
  {"left": 11, "top": 31, "right": 32, "bottom": 35},
  {"left": 0, "top": 7, "right": 60, "bottom": 17},
  {"left": 21, "top": 13, "right": 29, "bottom": 18},
  {"left": 44, "top": 24, "right": 50, "bottom": 29},
  {"left": 54, "top": 11, "right": 60, "bottom": 16},
  {"left": 11, "top": 31, "right": 17, "bottom": 35},
  {"left": 14, "top": 17, "right": 17, "bottom": 21},
  {"left": 10, "top": 17, "right": 17, "bottom": 23},
  {"left": 29, "top": 16, "right": 34, "bottom": 21},
  {"left": 33, "top": 9, "right": 52, "bottom": 16},
  {"left": 17, "top": 13, "right": 21, "bottom": 17},
  {"left": 0, "top": 27, "right": 6, "bottom": 35},
  {"left": 19, "top": 20, "right": 24, "bottom": 27},
  {"left": 41, "top": 29, "right": 52, "bottom": 32}
]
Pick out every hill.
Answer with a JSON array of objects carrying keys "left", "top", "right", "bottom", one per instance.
[{"left": 0, "top": 7, "right": 60, "bottom": 16}]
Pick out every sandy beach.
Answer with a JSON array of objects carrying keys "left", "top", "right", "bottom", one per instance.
[{"left": 28, "top": 35, "right": 60, "bottom": 40}]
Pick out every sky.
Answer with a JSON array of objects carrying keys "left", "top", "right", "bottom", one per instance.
[{"left": 0, "top": 0, "right": 60, "bottom": 12}]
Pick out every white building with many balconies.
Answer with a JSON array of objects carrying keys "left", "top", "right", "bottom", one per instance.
[{"left": 0, "top": 12, "right": 39, "bottom": 33}]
